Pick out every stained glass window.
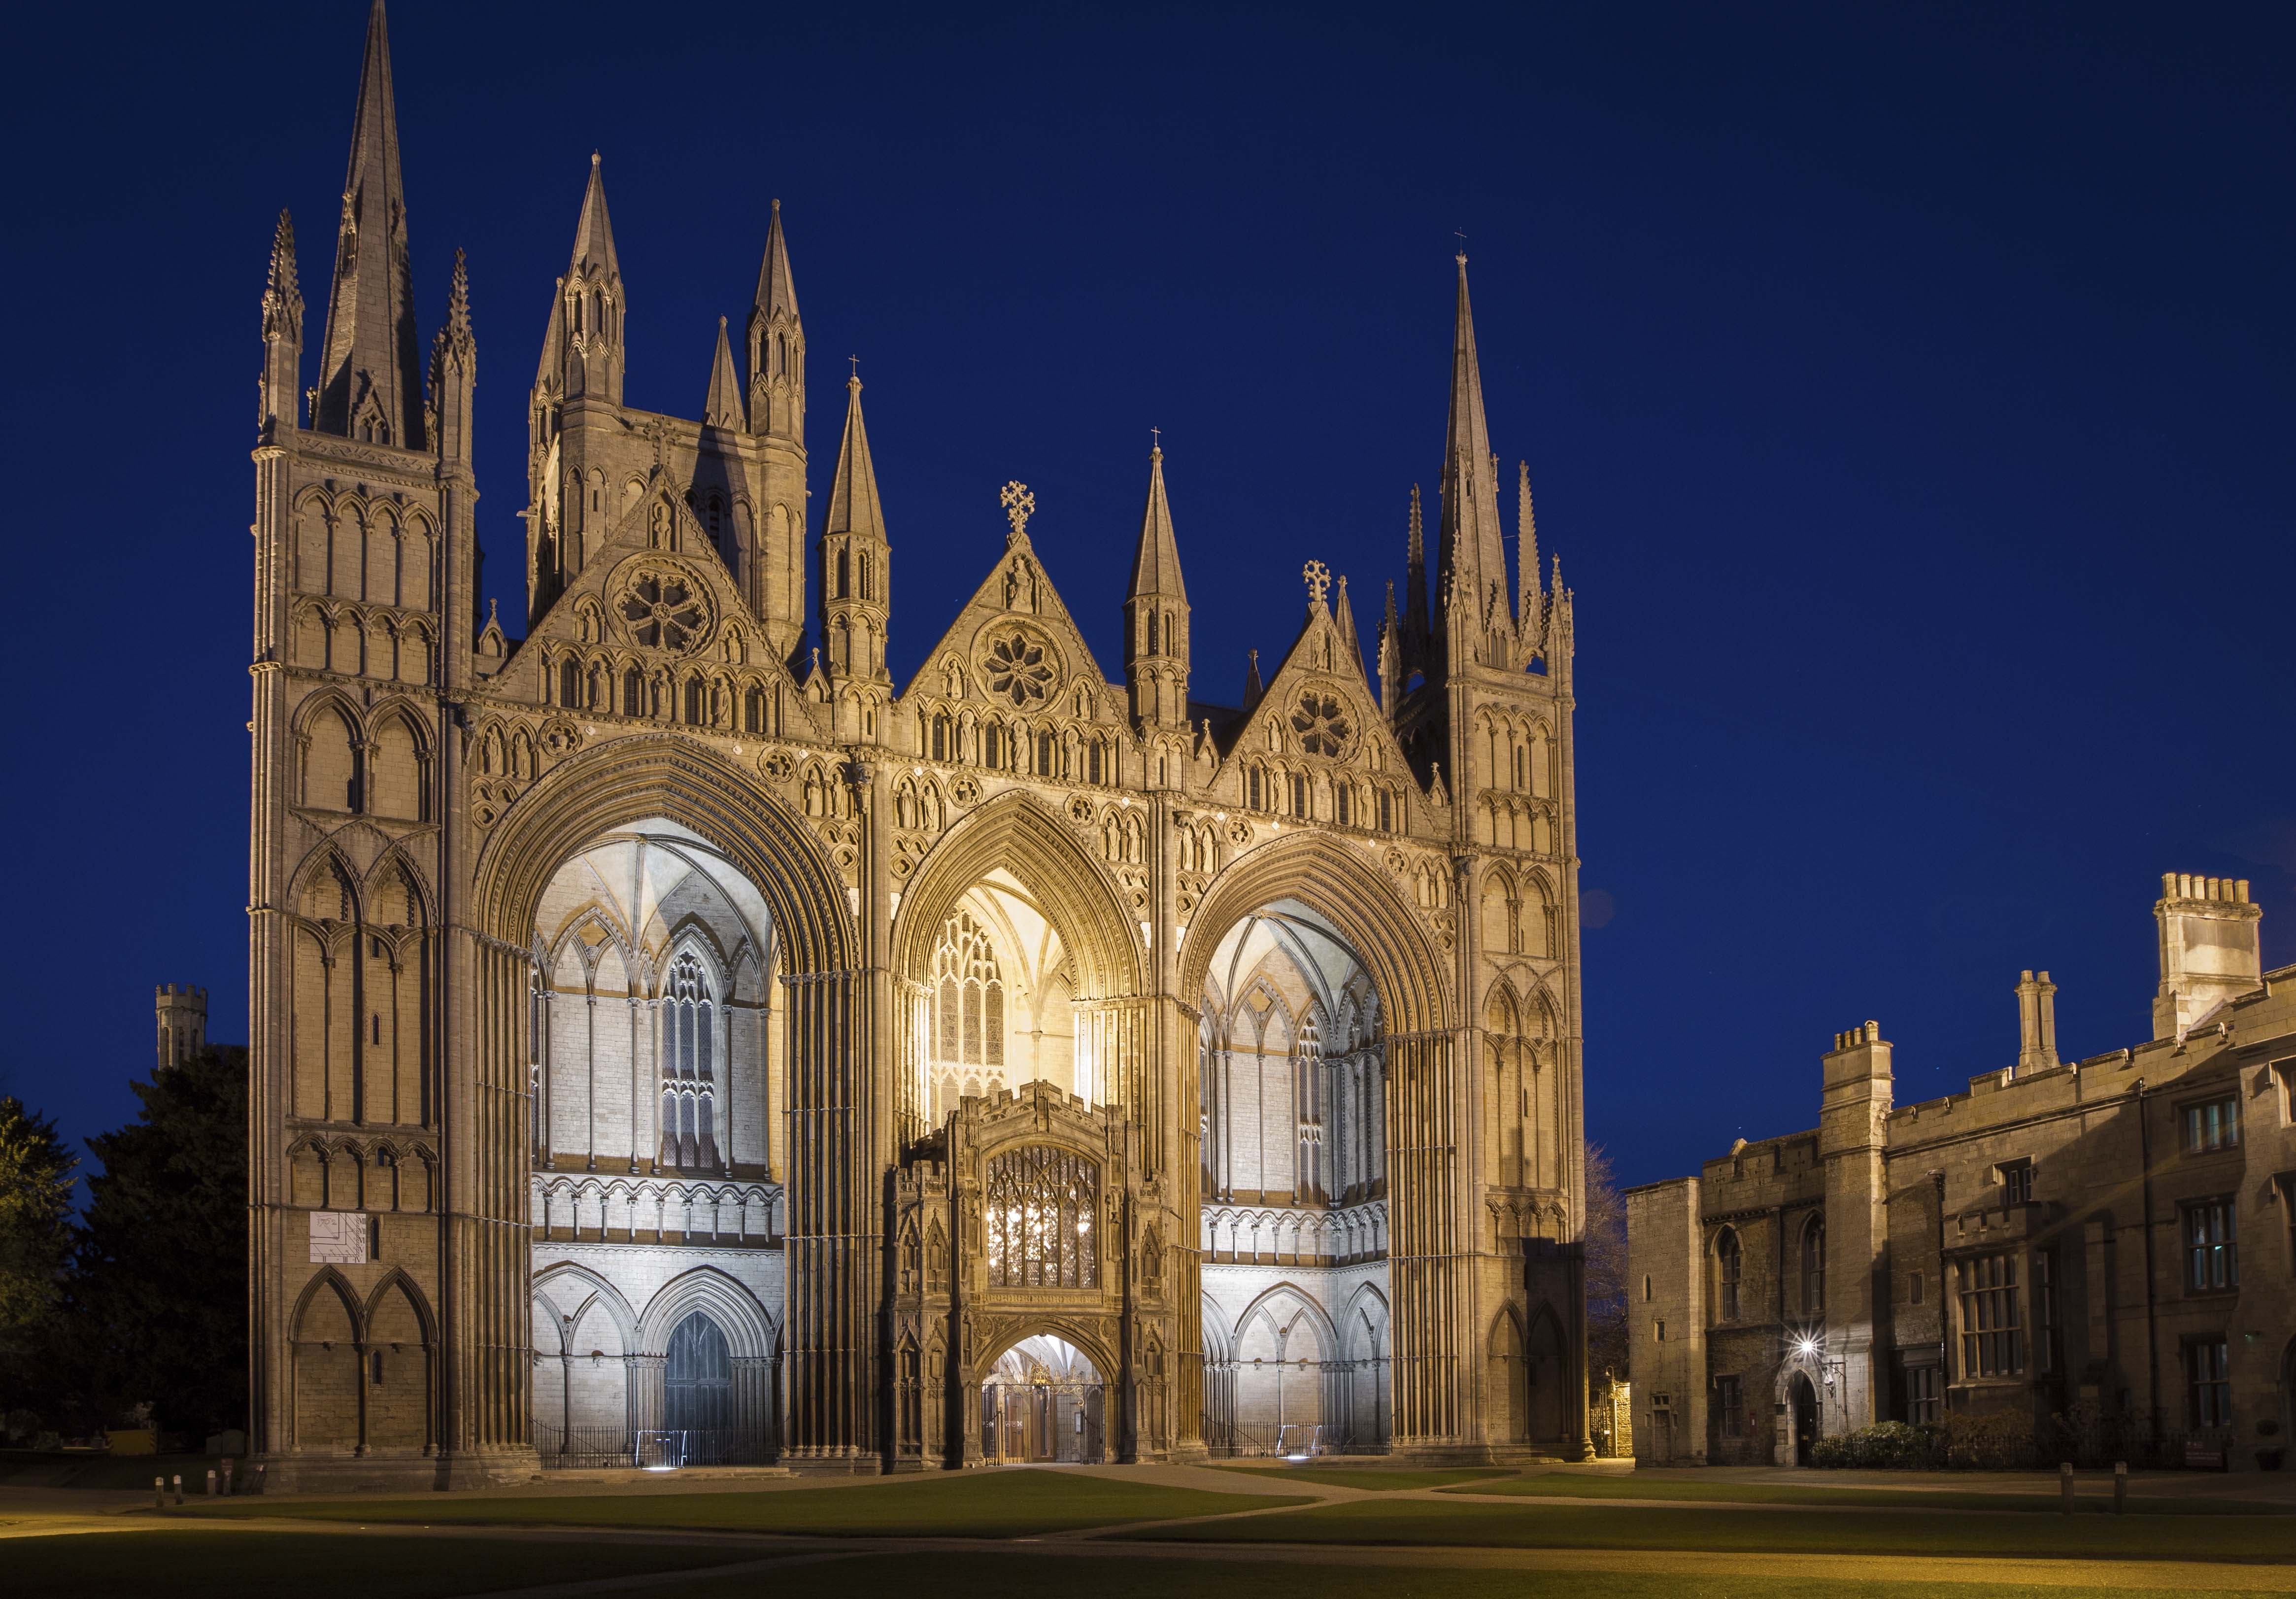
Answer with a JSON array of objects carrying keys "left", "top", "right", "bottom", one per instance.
[{"left": 986, "top": 1145, "right": 1099, "bottom": 1289}]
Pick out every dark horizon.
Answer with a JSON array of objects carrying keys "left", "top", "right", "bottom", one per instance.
[{"left": 3, "top": 0, "right": 2291, "bottom": 1190}]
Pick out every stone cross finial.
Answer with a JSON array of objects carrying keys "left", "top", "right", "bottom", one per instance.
[
  {"left": 1001, "top": 481, "right": 1036, "bottom": 539},
  {"left": 1303, "top": 559, "right": 1331, "bottom": 607}
]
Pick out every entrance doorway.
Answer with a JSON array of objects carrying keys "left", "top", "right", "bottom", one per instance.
[
  {"left": 1789, "top": 1372, "right": 1819, "bottom": 1466},
  {"left": 981, "top": 1334, "right": 1104, "bottom": 1463}
]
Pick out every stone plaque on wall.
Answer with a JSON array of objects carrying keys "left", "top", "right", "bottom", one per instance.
[{"left": 309, "top": 1210, "right": 370, "bottom": 1264}]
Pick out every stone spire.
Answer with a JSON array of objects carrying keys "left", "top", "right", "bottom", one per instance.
[
  {"left": 1436, "top": 252, "right": 1508, "bottom": 643},
  {"left": 746, "top": 199, "right": 804, "bottom": 440},
  {"left": 1403, "top": 482, "right": 1428, "bottom": 657},
  {"left": 1334, "top": 574, "right": 1361, "bottom": 677},
  {"left": 313, "top": 0, "right": 422, "bottom": 447},
  {"left": 1125, "top": 442, "right": 1190, "bottom": 726},
  {"left": 428, "top": 248, "right": 476, "bottom": 466},
  {"left": 547, "top": 153, "right": 626, "bottom": 404},
  {"left": 1516, "top": 459, "right": 1542, "bottom": 618},
  {"left": 703, "top": 316, "right": 744, "bottom": 429},
  {"left": 819, "top": 373, "right": 889, "bottom": 683},
  {"left": 259, "top": 209, "right": 304, "bottom": 439}
]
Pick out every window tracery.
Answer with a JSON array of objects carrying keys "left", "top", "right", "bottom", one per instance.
[
  {"left": 985, "top": 1144, "right": 1099, "bottom": 1289},
  {"left": 930, "top": 912, "right": 1004, "bottom": 1110},
  {"left": 659, "top": 951, "right": 719, "bottom": 1171}
]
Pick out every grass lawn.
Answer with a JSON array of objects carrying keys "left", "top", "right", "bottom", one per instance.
[
  {"left": 1451, "top": 1471, "right": 2296, "bottom": 1516},
  {"left": 1, "top": 1531, "right": 757, "bottom": 1599},
  {"left": 1215, "top": 1464, "right": 1517, "bottom": 1490},
  {"left": 182, "top": 1468, "right": 1308, "bottom": 1537},
  {"left": 1123, "top": 1496, "right": 2296, "bottom": 1563},
  {"left": 639, "top": 1550, "right": 2289, "bottom": 1599}
]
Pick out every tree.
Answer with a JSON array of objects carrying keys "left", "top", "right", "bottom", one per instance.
[
  {"left": 0, "top": 1098, "right": 76, "bottom": 1409},
  {"left": 1583, "top": 1142, "right": 1628, "bottom": 1388},
  {"left": 68, "top": 1047, "right": 248, "bottom": 1438}
]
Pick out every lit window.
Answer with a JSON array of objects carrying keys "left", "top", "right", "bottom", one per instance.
[
  {"left": 658, "top": 952, "right": 718, "bottom": 1172},
  {"left": 985, "top": 1145, "right": 1097, "bottom": 1289}
]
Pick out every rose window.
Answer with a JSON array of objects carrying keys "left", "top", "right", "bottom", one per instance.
[
  {"left": 621, "top": 572, "right": 707, "bottom": 652},
  {"left": 1291, "top": 690, "right": 1352, "bottom": 757},
  {"left": 983, "top": 633, "right": 1055, "bottom": 707}
]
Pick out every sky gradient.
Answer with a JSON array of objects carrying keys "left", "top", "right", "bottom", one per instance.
[{"left": 4, "top": 1, "right": 2291, "bottom": 1190}]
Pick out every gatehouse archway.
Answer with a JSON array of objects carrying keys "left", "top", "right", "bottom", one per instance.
[{"left": 980, "top": 1333, "right": 1105, "bottom": 1463}]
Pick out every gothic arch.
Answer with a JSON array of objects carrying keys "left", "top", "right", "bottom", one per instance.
[
  {"left": 893, "top": 789, "right": 1143, "bottom": 1003},
  {"left": 1182, "top": 832, "right": 1450, "bottom": 1035},
  {"left": 472, "top": 732, "right": 852, "bottom": 975},
  {"left": 291, "top": 1264, "right": 366, "bottom": 1345},
  {"left": 978, "top": 1318, "right": 1119, "bottom": 1385},
  {"left": 363, "top": 1268, "right": 439, "bottom": 1345},
  {"left": 1234, "top": 1281, "right": 1340, "bottom": 1361},
  {"left": 637, "top": 1265, "right": 777, "bottom": 1360}
]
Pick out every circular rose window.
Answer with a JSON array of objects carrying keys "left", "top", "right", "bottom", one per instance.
[
  {"left": 618, "top": 568, "right": 709, "bottom": 653},
  {"left": 982, "top": 630, "right": 1057, "bottom": 707},
  {"left": 1291, "top": 689, "right": 1353, "bottom": 757}
]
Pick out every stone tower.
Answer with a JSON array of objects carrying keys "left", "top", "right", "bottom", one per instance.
[
  {"left": 157, "top": 984, "right": 207, "bottom": 1070},
  {"left": 246, "top": 5, "right": 1589, "bottom": 1488}
]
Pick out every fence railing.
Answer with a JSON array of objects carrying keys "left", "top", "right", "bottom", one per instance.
[{"left": 534, "top": 1424, "right": 636, "bottom": 1470}]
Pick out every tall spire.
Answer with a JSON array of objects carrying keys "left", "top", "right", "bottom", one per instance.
[
  {"left": 703, "top": 317, "right": 744, "bottom": 429},
  {"left": 314, "top": 0, "right": 422, "bottom": 447},
  {"left": 1437, "top": 252, "right": 1507, "bottom": 628},
  {"left": 430, "top": 248, "right": 476, "bottom": 465},
  {"left": 259, "top": 209, "right": 304, "bottom": 439},
  {"left": 1517, "top": 459, "right": 1542, "bottom": 615},
  {"left": 819, "top": 373, "right": 889, "bottom": 687},
  {"left": 1128, "top": 444, "right": 1186, "bottom": 605},
  {"left": 1125, "top": 442, "right": 1191, "bottom": 727},
  {"left": 823, "top": 375, "right": 885, "bottom": 542},
  {"left": 746, "top": 199, "right": 805, "bottom": 440},
  {"left": 545, "top": 154, "right": 625, "bottom": 404}
]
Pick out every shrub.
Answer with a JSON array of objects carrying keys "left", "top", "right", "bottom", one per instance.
[{"left": 1809, "top": 1421, "right": 1946, "bottom": 1469}]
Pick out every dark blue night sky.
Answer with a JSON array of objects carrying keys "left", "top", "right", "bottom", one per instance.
[{"left": 4, "top": 1, "right": 2290, "bottom": 1190}]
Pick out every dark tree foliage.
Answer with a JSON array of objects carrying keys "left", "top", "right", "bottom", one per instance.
[
  {"left": 0, "top": 1097, "right": 77, "bottom": 1410},
  {"left": 1583, "top": 1142, "right": 1628, "bottom": 1386},
  {"left": 69, "top": 1046, "right": 247, "bottom": 1436}
]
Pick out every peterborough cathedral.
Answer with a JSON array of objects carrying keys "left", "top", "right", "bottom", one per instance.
[{"left": 248, "top": 3, "right": 1589, "bottom": 1487}]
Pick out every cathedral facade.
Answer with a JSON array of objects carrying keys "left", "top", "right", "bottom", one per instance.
[{"left": 248, "top": 3, "right": 1589, "bottom": 1487}]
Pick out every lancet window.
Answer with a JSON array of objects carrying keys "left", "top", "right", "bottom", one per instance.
[
  {"left": 985, "top": 1145, "right": 1099, "bottom": 1289},
  {"left": 659, "top": 951, "right": 719, "bottom": 1171},
  {"left": 930, "top": 912, "right": 1004, "bottom": 1109}
]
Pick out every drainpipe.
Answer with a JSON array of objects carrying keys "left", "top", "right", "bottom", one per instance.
[
  {"left": 1928, "top": 1171, "right": 1948, "bottom": 1401},
  {"left": 2133, "top": 1077, "right": 2161, "bottom": 1452}
]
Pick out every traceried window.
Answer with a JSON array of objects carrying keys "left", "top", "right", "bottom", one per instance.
[
  {"left": 930, "top": 912, "right": 1004, "bottom": 1108},
  {"left": 1956, "top": 1253, "right": 2022, "bottom": 1377},
  {"left": 1800, "top": 1216, "right": 1826, "bottom": 1316},
  {"left": 1716, "top": 1227, "right": 1743, "bottom": 1323},
  {"left": 985, "top": 1144, "right": 1098, "bottom": 1289},
  {"left": 659, "top": 952, "right": 719, "bottom": 1171}
]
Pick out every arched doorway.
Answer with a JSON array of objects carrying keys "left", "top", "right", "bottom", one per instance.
[
  {"left": 665, "top": 1311, "right": 733, "bottom": 1435},
  {"left": 1789, "top": 1372, "right": 1819, "bottom": 1466},
  {"left": 1524, "top": 1310, "right": 1566, "bottom": 1446},
  {"left": 981, "top": 1334, "right": 1105, "bottom": 1463}
]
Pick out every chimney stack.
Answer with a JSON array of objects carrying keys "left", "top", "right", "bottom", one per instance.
[
  {"left": 2014, "top": 970, "right": 2058, "bottom": 1077},
  {"left": 2153, "top": 875, "right": 2262, "bottom": 1041}
]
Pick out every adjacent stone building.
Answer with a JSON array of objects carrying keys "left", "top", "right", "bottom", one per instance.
[
  {"left": 1629, "top": 875, "right": 2296, "bottom": 1472},
  {"left": 247, "top": 4, "right": 1592, "bottom": 1486}
]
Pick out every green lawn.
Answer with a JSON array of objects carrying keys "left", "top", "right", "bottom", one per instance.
[
  {"left": 183, "top": 1468, "right": 1308, "bottom": 1537},
  {"left": 0, "top": 1531, "right": 757, "bottom": 1599},
  {"left": 1122, "top": 1496, "right": 2296, "bottom": 1563},
  {"left": 1449, "top": 1471, "right": 2295, "bottom": 1516},
  {"left": 1216, "top": 1464, "right": 1517, "bottom": 1490},
  {"left": 636, "top": 1550, "right": 2288, "bottom": 1599}
]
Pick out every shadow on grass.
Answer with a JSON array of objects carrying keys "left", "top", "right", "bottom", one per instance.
[
  {"left": 1215, "top": 1464, "right": 1517, "bottom": 1491},
  {"left": 180, "top": 1469, "right": 1310, "bottom": 1538},
  {"left": 1446, "top": 1472, "right": 2296, "bottom": 1516},
  {"left": 1122, "top": 1497, "right": 2296, "bottom": 1563},
  {"left": 1, "top": 1531, "right": 756, "bottom": 1599},
  {"left": 642, "top": 1549, "right": 2280, "bottom": 1599}
]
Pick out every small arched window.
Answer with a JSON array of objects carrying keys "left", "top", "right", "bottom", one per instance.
[
  {"left": 1717, "top": 1227, "right": 1743, "bottom": 1323},
  {"left": 931, "top": 714, "right": 949, "bottom": 761},
  {"left": 1801, "top": 1216, "right": 1826, "bottom": 1317},
  {"left": 835, "top": 546, "right": 850, "bottom": 600},
  {"left": 623, "top": 668, "right": 643, "bottom": 716},
  {"left": 559, "top": 659, "right": 579, "bottom": 707}
]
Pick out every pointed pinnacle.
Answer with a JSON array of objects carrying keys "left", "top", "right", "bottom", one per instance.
[
  {"left": 1128, "top": 440, "right": 1186, "bottom": 604},
  {"left": 823, "top": 371, "right": 886, "bottom": 543},
  {"left": 703, "top": 315, "right": 744, "bottom": 429},
  {"left": 269, "top": 210, "right": 300, "bottom": 296},
  {"left": 446, "top": 247, "right": 472, "bottom": 334}
]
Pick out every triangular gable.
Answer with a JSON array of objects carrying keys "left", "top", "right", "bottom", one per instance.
[
  {"left": 896, "top": 532, "right": 1124, "bottom": 723},
  {"left": 1214, "top": 587, "right": 1425, "bottom": 814},
  {"left": 489, "top": 467, "right": 822, "bottom": 739}
]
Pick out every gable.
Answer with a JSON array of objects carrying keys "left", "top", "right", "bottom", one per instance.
[{"left": 896, "top": 533, "right": 1123, "bottom": 723}]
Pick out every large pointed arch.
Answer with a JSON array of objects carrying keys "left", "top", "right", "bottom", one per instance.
[
  {"left": 1182, "top": 832, "right": 1449, "bottom": 1035},
  {"left": 892, "top": 790, "right": 1142, "bottom": 1002},
  {"left": 472, "top": 731, "right": 852, "bottom": 974}
]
